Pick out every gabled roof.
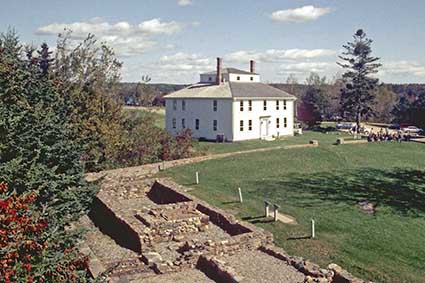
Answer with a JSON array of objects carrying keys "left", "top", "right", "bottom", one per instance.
[
  {"left": 163, "top": 82, "right": 232, "bottom": 99},
  {"left": 164, "top": 82, "right": 296, "bottom": 100},
  {"left": 229, "top": 82, "right": 296, "bottom": 99},
  {"left": 201, "top": 67, "right": 258, "bottom": 75}
]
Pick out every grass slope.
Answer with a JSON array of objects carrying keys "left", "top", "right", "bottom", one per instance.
[{"left": 160, "top": 132, "right": 425, "bottom": 283}]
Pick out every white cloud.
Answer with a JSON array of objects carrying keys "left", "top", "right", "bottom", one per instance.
[
  {"left": 225, "top": 49, "right": 336, "bottom": 63},
  {"left": 159, "top": 52, "right": 211, "bottom": 71},
  {"left": 271, "top": 6, "right": 332, "bottom": 23},
  {"left": 380, "top": 61, "right": 425, "bottom": 77},
  {"left": 35, "top": 18, "right": 184, "bottom": 56},
  {"left": 178, "top": 0, "right": 192, "bottom": 6},
  {"left": 279, "top": 62, "right": 335, "bottom": 75}
]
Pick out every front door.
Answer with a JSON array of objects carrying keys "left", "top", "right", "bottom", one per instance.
[{"left": 260, "top": 117, "right": 269, "bottom": 139}]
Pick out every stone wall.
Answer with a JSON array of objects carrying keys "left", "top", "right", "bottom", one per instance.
[{"left": 88, "top": 197, "right": 142, "bottom": 253}]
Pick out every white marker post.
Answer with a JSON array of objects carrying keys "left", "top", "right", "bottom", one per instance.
[
  {"left": 311, "top": 219, "right": 315, "bottom": 239},
  {"left": 273, "top": 204, "right": 279, "bottom": 222},
  {"left": 264, "top": 201, "right": 270, "bottom": 217},
  {"left": 238, "top": 187, "right": 243, "bottom": 203},
  {"left": 195, "top": 171, "right": 199, "bottom": 184}
]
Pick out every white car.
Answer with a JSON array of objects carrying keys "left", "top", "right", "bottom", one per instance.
[{"left": 402, "top": 126, "right": 423, "bottom": 136}]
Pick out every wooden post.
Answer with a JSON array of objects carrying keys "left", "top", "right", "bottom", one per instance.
[
  {"left": 311, "top": 219, "right": 315, "bottom": 239},
  {"left": 162, "top": 160, "right": 165, "bottom": 170},
  {"left": 264, "top": 201, "right": 270, "bottom": 217},
  {"left": 238, "top": 187, "right": 243, "bottom": 203},
  {"left": 195, "top": 171, "right": 199, "bottom": 184},
  {"left": 273, "top": 204, "right": 279, "bottom": 222}
]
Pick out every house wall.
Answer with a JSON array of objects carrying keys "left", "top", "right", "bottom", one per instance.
[
  {"left": 231, "top": 99, "right": 295, "bottom": 141},
  {"left": 199, "top": 73, "right": 260, "bottom": 83},
  {"left": 165, "top": 98, "right": 234, "bottom": 141},
  {"left": 228, "top": 73, "right": 260, "bottom": 83}
]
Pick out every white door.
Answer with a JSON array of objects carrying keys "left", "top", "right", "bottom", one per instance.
[{"left": 260, "top": 117, "right": 269, "bottom": 139}]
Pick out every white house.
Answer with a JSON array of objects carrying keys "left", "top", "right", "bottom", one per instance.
[{"left": 164, "top": 58, "right": 297, "bottom": 142}]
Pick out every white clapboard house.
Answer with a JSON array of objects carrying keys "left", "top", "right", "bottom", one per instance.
[{"left": 164, "top": 58, "right": 296, "bottom": 141}]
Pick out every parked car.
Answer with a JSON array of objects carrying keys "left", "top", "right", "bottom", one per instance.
[
  {"left": 402, "top": 126, "right": 423, "bottom": 136},
  {"left": 336, "top": 122, "right": 356, "bottom": 130},
  {"left": 388, "top": 124, "right": 400, "bottom": 130}
]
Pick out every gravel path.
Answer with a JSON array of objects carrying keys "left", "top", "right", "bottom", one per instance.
[
  {"left": 140, "top": 269, "right": 215, "bottom": 283},
  {"left": 222, "top": 250, "right": 305, "bottom": 283}
]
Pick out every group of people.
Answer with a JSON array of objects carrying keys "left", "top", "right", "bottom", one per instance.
[{"left": 367, "top": 129, "right": 411, "bottom": 142}]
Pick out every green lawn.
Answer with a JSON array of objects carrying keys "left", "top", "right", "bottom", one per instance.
[
  {"left": 123, "top": 106, "right": 165, "bottom": 128},
  {"left": 160, "top": 134, "right": 425, "bottom": 283},
  {"left": 196, "top": 130, "right": 358, "bottom": 154}
]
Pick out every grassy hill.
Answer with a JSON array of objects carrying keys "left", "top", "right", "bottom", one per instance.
[{"left": 160, "top": 132, "right": 425, "bottom": 283}]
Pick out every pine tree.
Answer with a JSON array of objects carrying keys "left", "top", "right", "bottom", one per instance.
[
  {"left": 0, "top": 29, "right": 94, "bottom": 282},
  {"left": 338, "top": 29, "right": 382, "bottom": 131}
]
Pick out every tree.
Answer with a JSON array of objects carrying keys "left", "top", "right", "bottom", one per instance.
[
  {"left": 298, "top": 72, "right": 330, "bottom": 127},
  {"left": 0, "top": 30, "right": 94, "bottom": 282},
  {"left": 370, "top": 86, "right": 398, "bottom": 123},
  {"left": 52, "top": 32, "right": 124, "bottom": 171},
  {"left": 338, "top": 29, "right": 382, "bottom": 131}
]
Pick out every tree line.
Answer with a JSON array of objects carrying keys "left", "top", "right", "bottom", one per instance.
[
  {"left": 273, "top": 29, "right": 425, "bottom": 130},
  {"left": 0, "top": 29, "right": 196, "bottom": 282}
]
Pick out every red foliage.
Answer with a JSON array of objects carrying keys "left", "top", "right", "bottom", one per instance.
[{"left": 0, "top": 182, "right": 89, "bottom": 283}]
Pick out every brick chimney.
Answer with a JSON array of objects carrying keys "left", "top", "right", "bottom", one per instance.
[
  {"left": 216, "top": 57, "right": 222, "bottom": 84},
  {"left": 250, "top": 60, "right": 255, "bottom": 73}
]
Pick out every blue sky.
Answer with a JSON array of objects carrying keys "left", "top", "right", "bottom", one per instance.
[{"left": 1, "top": 0, "right": 425, "bottom": 83}]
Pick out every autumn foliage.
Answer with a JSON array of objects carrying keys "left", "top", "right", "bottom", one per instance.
[{"left": 0, "top": 183, "right": 89, "bottom": 283}]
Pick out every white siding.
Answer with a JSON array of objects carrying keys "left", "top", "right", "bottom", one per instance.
[
  {"left": 232, "top": 99, "right": 295, "bottom": 141},
  {"left": 165, "top": 98, "right": 234, "bottom": 141},
  {"left": 228, "top": 73, "right": 260, "bottom": 82}
]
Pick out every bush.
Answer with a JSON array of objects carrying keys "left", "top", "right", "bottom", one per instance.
[{"left": 0, "top": 183, "right": 90, "bottom": 283}]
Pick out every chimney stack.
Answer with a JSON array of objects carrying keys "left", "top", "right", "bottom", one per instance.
[
  {"left": 250, "top": 60, "right": 255, "bottom": 73},
  {"left": 216, "top": 57, "right": 222, "bottom": 84}
]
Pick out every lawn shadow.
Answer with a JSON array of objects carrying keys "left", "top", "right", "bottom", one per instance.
[
  {"left": 252, "top": 167, "right": 425, "bottom": 216},
  {"left": 287, "top": 235, "right": 311, "bottom": 241}
]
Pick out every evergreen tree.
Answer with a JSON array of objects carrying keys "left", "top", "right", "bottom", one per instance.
[
  {"left": 338, "top": 29, "right": 381, "bottom": 131},
  {"left": 299, "top": 72, "right": 329, "bottom": 127},
  {"left": 0, "top": 29, "right": 94, "bottom": 282}
]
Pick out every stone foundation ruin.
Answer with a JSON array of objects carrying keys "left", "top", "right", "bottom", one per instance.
[{"left": 80, "top": 175, "right": 371, "bottom": 283}]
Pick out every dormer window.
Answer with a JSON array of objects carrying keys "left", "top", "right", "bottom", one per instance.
[{"left": 237, "top": 76, "right": 240, "bottom": 81}]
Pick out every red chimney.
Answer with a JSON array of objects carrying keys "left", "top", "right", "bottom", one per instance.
[
  {"left": 216, "top": 57, "right": 222, "bottom": 84},
  {"left": 250, "top": 60, "right": 255, "bottom": 73}
]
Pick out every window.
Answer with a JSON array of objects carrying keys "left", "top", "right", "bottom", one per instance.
[
  {"left": 248, "top": 100, "right": 252, "bottom": 111},
  {"left": 237, "top": 76, "right": 240, "bottom": 81},
  {"left": 209, "top": 77, "right": 212, "bottom": 81},
  {"left": 276, "top": 100, "right": 279, "bottom": 110},
  {"left": 240, "top": 100, "right": 244, "bottom": 111},
  {"left": 182, "top": 118, "right": 185, "bottom": 129},
  {"left": 172, "top": 118, "right": 176, "bottom": 129},
  {"left": 283, "top": 117, "right": 287, "bottom": 128},
  {"left": 240, "top": 120, "right": 244, "bottom": 131},
  {"left": 248, "top": 120, "right": 252, "bottom": 131},
  {"left": 213, "top": 120, "right": 218, "bottom": 131},
  {"left": 173, "top": 100, "right": 177, "bottom": 110},
  {"left": 263, "top": 100, "right": 267, "bottom": 111},
  {"left": 195, "top": 119, "right": 199, "bottom": 130},
  {"left": 182, "top": 100, "right": 186, "bottom": 111},
  {"left": 213, "top": 100, "right": 217, "bottom": 112},
  {"left": 283, "top": 100, "right": 287, "bottom": 110},
  {"left": 250, "top": 76, "right": 253, "bottom": 81},
  {"left": 276, "top": 118, "right": 280, "bottom": 128}
]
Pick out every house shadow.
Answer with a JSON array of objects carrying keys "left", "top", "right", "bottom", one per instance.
[{"left": 252, "top": 167, "right": 425, "bottom": 216}]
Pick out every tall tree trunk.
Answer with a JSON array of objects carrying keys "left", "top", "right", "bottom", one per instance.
[{"left": 356, "top": 110, "right": 361, "bottom": 134}]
